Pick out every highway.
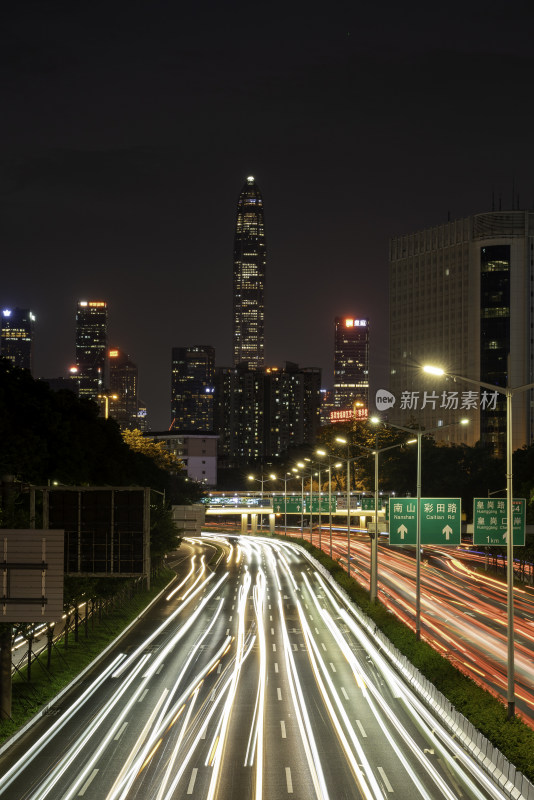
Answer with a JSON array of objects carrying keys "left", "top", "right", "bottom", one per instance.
[
  {"left": 312, "top": 527, "right": 534, "bottom": 725},
  {"left": 0, "top": 534, "right": 508, "bottom": 800}
]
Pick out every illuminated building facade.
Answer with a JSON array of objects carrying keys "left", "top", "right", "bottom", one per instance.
[
  {"left": 333, "top": 317, "right": 369, "bottom": 411},
  {"left": 389, "top": 210, "right": 534, "bottom": 454},
  {"left": 233, "top": 176, "right": 266, "bottom": 368},
  {"left": 171, "top": 346, "right": 215, "bottom": 432},
  {"left": 1, "top": 307, "right": 35, "bottom": 372},
  {"left": 215, "top": 362, "right": 321, "bottom": 464},
  {"left": 146, "top": 431, "right": 218, "bottom": 485},
  {"left": 75, "top": 301, "right": 107, "bottom": 399},
  {"left": 108, "top": 348, "right": 139, "bottom": 430}
]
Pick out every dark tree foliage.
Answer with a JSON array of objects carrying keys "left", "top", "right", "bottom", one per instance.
[{"left": 0, "top": 359, "right": 199, "bottom": 500}]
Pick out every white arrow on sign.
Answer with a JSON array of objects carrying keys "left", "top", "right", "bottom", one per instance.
[
  {"left": 442, "top": 524, "right": 453, "bottom": 540},
  {"left": 397, "top": 524, "right": 408, "bottom": 540}
]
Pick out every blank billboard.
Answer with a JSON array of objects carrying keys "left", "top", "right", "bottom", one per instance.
[{"left": 1, "top": 530, "right": 64, "bottom": 622}]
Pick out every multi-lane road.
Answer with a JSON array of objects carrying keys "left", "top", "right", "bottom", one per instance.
[
  {"left": 0, "top": 534, "right": 508, "bottom": 799},
  {"left": 308, "top": 528, "right": 534, "bottom": 725}
]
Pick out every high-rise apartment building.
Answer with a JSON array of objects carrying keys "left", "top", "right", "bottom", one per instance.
[
  {"left": 1, "top": 307, "right": 35, "bottom": 372},
  {"left": 75, "top": 300, "right": 107, "bottom": 400},
  {"left": 171, "top": 346, "right": 215, "bottom": 432},
  {"left": 333, "top": 317, "right": 369, "bottom": 411},
  {"left": 215, "top": 362, "right": 321, "bottom": 464},
  {"left": 233, "top": 176, "right": 266, "bottom": 368},
  {"left": 389, "top": 210, "right": 534, "bottom": 455},
  {"left": 108, "top": 348, "right": 139, "bottom": 430}
]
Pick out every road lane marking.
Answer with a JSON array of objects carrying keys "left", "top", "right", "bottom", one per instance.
[
  {"left": 309, "top": 614, "right": 314, "bottom": 620},
  {"left": 156, "top": 664, "right": 164, "bottom": 674},
  {"left": 356, "top": 719, "right": 367, "bottom": 738},
  {"left": 272, "top": 643, "right": 277, "bottom": 652},
  {"left": 231, "top": 604, "right": 234, "bottom": 610},
  {"left": 271, "top": 628, "right": 275, "bottom": 635},
  {"left": 229, "top": 615, "right": 233, "bottom": 621},
  {"left": 138, "top": 689, "right": 148, "bottom": 703},
  {"left": 321, "top": 643, "right": 327, "bottom": 651},
  {"left": 340, "top": 687, "right": 349, "bottom": 700},
  {"left": 114, "top": 722, "right": 128, "bottom": 741},
  {"left": 274, "top": 662, "right": 279, "bottom": 673},
  {"left": 280, "top": 720, "right": 287, "bottom": 738},
  {"left": 187, "top": 768, "right": 198, "bottom": 794},
  {"left": 329, "top": 662, "right": 336, "bottom": 673},
  {"left": 285, "top": 767, "right": 293, "bottom": 793},
  {"left": 226, "top": 629, "right": 230, "bottom": 635},
  {"left": 315, "top": 627, "right": 320, "bottom": 634},
  {"left": 292, "top": 643, "right": 298, "bottom": 651},
  {"left": 277, "top": 688, "right": 282, "bottom": 700},
  {"left": 270, "top": 615, "right": 273, "bottom": 621},
  {"left": 377, "top": 767, "right": 393, "bottom": 792},
  {"left": 78, "top": 769, "right": 98, "bottom": 795}
]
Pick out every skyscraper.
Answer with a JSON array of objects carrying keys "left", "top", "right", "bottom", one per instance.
[
  {"left": 233, "top": 176, "right": 266, "bottom": 368},
  {"left": 333, "top": 317, "right": 370, "bottom": 411},
  {"left": 75, "top": 300, "right": 107, "bottom": 399},
  {"left": 171, "top": 346, "right": 215, "bottom": 431},
  {"left": 389, "top": 210, "right": 534, "bottom": 455},
  {"left": 214, "top": 362, "right": 321, "bottom": 464},
  {"left": 1, "top": 307, "right": 35, "bottom": 372},
  {"left": 108, "top": 348, "right": 139, "bottom": 430}
]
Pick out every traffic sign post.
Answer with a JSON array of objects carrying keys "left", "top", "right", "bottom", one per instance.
[
  {"left": 389, "top": 497, "right": 461, "bottom": 545},
  {"left": 420, "top": 498, "right": 461, "bottom": 545},
  {"left": 304, "top": 496, "right": 336, "bottom": 513},
  {"left": 473, "top": 498, "right": 526, "bottom": 546},
  {"left": 272, "top": 496, "right": 303, "bottom": 514},
  {"left": 389, "top": 498, "right": 417, "bottom": 544}
]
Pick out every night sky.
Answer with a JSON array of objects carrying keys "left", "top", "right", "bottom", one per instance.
[{"left": 2, "top": 1, "right": 534, "bottom": 428}]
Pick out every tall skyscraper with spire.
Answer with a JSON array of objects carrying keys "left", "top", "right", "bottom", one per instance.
[{"left": 233, "top": 176, "right": 266, "bottom": 368}]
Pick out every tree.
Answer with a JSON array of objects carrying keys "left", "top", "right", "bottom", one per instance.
[{"left": 122, "top": 429, "right": 184, "bottom": 472}]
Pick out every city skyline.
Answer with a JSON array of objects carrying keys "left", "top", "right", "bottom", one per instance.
[{"left": 2, "top": 3, "right": 534, "bottom": 428}]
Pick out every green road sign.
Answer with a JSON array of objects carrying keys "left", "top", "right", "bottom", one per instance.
[
  {"left": 473, "top": 498, "right": 526, "bottom": 546},
  {"left": 303, "top": 496, "right": 337, "bottom": 513},
  {"left": 389, "top": 498, "right": 417, "bottom": 545},
  {"left": 420, "top": 498, "right": 461, "bottom": 545},
  {"left": 389, "top": 497, "right": 462, "bottom": 545},
  {"left": 272, "top": 496, "right": 303, "bottom": 513},
  {"left": 361, "top": 497, "right": 375, "bottom": 511}
]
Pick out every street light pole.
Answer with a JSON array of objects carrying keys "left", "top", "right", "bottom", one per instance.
[{"left": 423, "top": 363, "right": 534, "bottom": 719}]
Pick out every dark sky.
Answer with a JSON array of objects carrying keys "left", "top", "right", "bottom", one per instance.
[{"left": 2, "top": 1, "right": 534, "bottom": 428}]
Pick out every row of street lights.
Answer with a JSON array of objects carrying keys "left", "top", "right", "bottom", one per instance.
[{"left": 247, "top": 361, "right": 530, "bottom": 720}]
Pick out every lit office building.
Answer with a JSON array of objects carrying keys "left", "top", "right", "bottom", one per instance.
[
  {"left": 108, "top": 348, "right": 139, "bottom": 430},
  {"left": 389, "top": 210, "right": 534, "bottom": 455},
  {"left": 333, "top": 317, "right": 369, "bottom": 411},
  {"left": 1, "top": 307, "right": 35, "bottom": 372},
  {"left": 171, "top": 346, "right": 215, "bottom": 432},
  {"left": 233, "top": 176, "right": 266, "bottom": 368},
  {"left": 215, "top": 362, "right": 321, "bottom": 464},
  {"left": 75, "top": 301, "right": 107, "bottom": 400}
]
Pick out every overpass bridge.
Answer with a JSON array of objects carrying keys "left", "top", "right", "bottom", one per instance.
[{"left": 202, "top": 491, "right": 387, "bottom": 535}]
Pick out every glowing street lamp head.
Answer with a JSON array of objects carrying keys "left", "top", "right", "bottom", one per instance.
[
  {"left": 423, "top": 364, "right": 445, "bottom": 376},
  {"left": 370, "top": 416, "right": 380, "bottom": 425},
  {"left": 335, "top": 437, "right": 347, "bottom": 445},
  {"left": 316, "top": 449, "right": 326, "bottom": 456}
]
